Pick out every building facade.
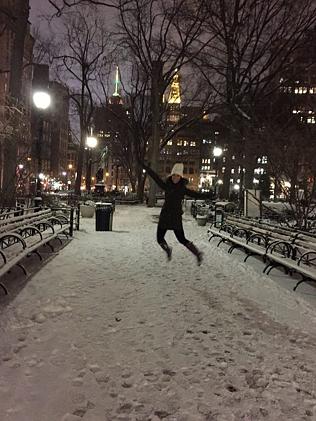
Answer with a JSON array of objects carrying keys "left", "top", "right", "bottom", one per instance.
[
  {"left": 31, "top": 64, "right": 71, "bottom": 192},
  {"left": 0, "top": 0, "right": 34, "bottom": 195}
]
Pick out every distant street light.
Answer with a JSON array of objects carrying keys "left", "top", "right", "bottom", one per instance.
[
  {"left": 33, "top": 90, "right": 51, "bottom": 207},
  {"left": 86, "top": 135, "right": 98, "bottom": 193},
  {"left": 213, "top": 146, "right": 223, "bottom": 157},
  {"left": 86, "top": 136, "right": 98, "bottom": 149}
]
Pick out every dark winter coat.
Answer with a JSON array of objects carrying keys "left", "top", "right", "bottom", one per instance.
[{"left": 143, "top": 164, "right": 213, "bottom": 230}]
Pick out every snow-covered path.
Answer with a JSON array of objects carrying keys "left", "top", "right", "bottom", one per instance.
[{"left": 1, "top": 205, "right": 316, "bottom": 421}]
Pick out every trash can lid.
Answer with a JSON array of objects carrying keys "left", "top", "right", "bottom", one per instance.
[{"left": 96, "top": 202, "right": 112, "bottom": 206}]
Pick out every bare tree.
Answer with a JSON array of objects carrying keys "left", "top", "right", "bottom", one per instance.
[
  {"left": 42, "top": 0, "right": 215, "bottom": 204},
  {"left": 195, "top": 0, "right": 316, "bottom": 198},
  {"left": 96, "top": 57, "right": 217, "bottom": 201},
  {"left": 115, "top": 0, "right": 211, "bottom": 205},
  {"left": 48, "top": 0, "right": 123, "bottom": 15},
  {"left": 47, "top": 6, "right": 111, "bottom": 196},
  {"left": 269, "top": 131, "right": 316, "bottom": 230}
]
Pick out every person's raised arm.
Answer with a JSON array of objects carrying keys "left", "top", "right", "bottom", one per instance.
[{"left": 141, "top": 162, "right": 167, "bottom": 191}]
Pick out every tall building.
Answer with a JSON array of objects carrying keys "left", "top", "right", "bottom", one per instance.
[
  {"left": 166, "top": 71, "right": 181, "bottom": 124},
  {"left": 31, "top": 65, "right": 71, "bottom": 192},
  {"left": 49, "top": 81, "right": 69, "bottom": 178},
  {"left": 158, "top": 72, "right": 212, "bottom": 191},
  {"left": 110, "top": 66, "right": 123, "bottom": 106},
  {"left": 31, "top": 64, "right": 51, "bottom": 187},
  {"left": 279, "top": 28, "right": 316, "bottom": 125},
  {"left": 0, "top": 0, "right": 34, "bottom": 193},
  {"left": 94, "top": 67, "right": 131, "bottom": 191}
]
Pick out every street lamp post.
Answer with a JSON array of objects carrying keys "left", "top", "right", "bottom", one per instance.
[
  {"left": 86, "top": 135, "right": 98, "bottom": 193},
  {"left": 115, "top": 163, "right": 120, "bottom": 191},
  {"left": 213, "top": 146, "right": 223, "bottom": 198},
  {"left": 33, "top": 91, "right": 51, "bottom": 207}
]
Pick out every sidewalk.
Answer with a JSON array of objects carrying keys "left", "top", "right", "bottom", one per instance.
[{"left": 0, "top": 205, "right": 316, "bottom": 421}]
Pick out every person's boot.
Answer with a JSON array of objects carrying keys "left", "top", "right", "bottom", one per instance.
[
  {"left": 159, "top": 241, "right": 172, "bottom": 261},
  {"left": 185, "top": 242, "right": 203, "bottom": 265}
]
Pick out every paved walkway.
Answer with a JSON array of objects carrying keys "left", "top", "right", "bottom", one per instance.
[{"left": 0, "top": 205, "right": 316, "bottom": 421}]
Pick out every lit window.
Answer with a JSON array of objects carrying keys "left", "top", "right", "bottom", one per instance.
[
  {"left": 167, "top": 140, "right": 172, "bottom": 145},
  {"left": 177, "top": 140, "right": 182, "bottom": 146},
  {"left": 262, "top": 156, "right": 268, "bottom": 164},
  {"left": 231, "top": 169, "right": 235, "bottom": 174},
  {"left": 190, "top": 141, "right": 196, "bottom": 146}
]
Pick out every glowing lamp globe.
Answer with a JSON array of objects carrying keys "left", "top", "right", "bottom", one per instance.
[
  {"left": 86, "top": 136, "right": 97, "bottom": 148},
  {"left": 213, "top": 146, "right": 223, "bottom": 157},
  {"left": 33, "top": 91, "right": 51, "bottom": 110}
]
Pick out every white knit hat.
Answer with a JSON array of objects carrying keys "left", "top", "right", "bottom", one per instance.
[{"left": 171, "top": 163, "right": 184, "bottom": 177}]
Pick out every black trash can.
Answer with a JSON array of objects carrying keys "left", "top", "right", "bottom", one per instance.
[
  {"left": 214, "top": 204, "right": 225, "bottom": 227},
  {"left": 95, "top": 202, "right": 113, "bottom": 231}
]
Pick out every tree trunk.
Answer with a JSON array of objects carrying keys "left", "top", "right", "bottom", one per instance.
[
  {"left": 75, "top": 128, "right": 86, "bottom": 197},
  {"left": 136, "top": 171, "right": 146, "bottom": 202},
  {"left": 86, "top": 151, "right": 92, "bottom": 193},
  {"left": 244, "top": 155, "right": 256, "bottom": 190},
  {"left": 1, "top": 0, "right": 29, "bottom": 207},
  {"left": 147, "top": 61, "right": 163, "bottom": 207}
]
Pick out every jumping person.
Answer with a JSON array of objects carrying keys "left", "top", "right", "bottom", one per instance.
[{"left": 142, "top": 162, "right": 213, "bottom": 265}]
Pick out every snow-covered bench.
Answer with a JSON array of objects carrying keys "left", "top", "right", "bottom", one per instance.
[
  {"left": 0, "top": 208, "right": 73, "bottom": 295},
  {"left": 207, "top": 219, "right": 316, "bottom": 291},
  {"left": 227, "top": 214, "right": 316, "bottom": 244}
]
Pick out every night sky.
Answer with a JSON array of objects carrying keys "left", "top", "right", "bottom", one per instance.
[{"left": 29, "top": 0, "right": 55, "bottom": 26}]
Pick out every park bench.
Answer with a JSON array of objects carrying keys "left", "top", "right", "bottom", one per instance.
[
  {"left": 228, "top": 214, "right": 316, "bottom": 244},
  {"left": 207, "top": 216, "right": 316, "bottom": 291},
  {"left": 0, "top": 207, "right": 75, "bottom": 295}
]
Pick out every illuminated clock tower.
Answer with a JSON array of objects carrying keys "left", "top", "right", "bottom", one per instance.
[{"left": 166, "top": 71, "right": 181, "bottom": 123}]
